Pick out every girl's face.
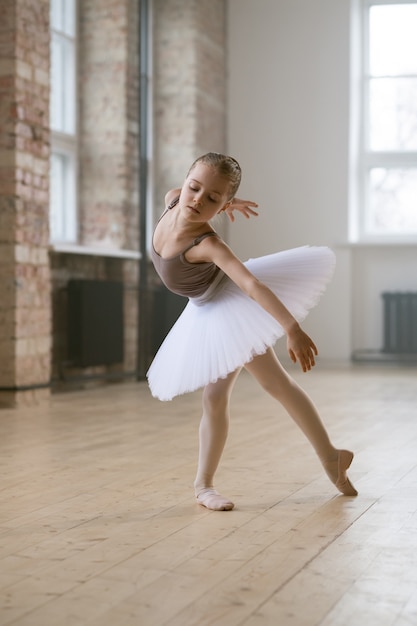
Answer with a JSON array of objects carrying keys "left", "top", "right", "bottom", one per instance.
[{"left": 180, "top": 163, "right": 231, "bottom": 221}]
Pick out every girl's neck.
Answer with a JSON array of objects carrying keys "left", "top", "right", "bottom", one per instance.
[{"left": 170, "top": 206, "right": 212, "bottom": 237}]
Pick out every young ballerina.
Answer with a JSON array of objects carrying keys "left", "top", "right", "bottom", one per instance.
[{"left": 148, "top": 152, "right": 357, "bottom": 510}]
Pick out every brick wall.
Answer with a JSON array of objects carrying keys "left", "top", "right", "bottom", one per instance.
[
  {"left": 78, "top": 0, "right": 139, "bottom": 250},
  {"left": 0, "top": 0, "right": 51, "bottom": 408},
  {"left": 153, "top": 0, "right": 227, "bottom": 216}
]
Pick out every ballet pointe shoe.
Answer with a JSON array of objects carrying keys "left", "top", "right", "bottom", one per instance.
[
  {"left": 323, "top": 449, "right": 358, "bottom": 496},
  {"left": 196, "top": 488, "right": 234, "bottom": 511}
]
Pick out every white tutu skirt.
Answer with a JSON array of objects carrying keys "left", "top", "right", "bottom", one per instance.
[{"left": 147, "top": 246, "right": 335, "bottom": 401}]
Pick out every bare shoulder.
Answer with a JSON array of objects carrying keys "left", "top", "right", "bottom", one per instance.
[
  {"left": 195, "top": 233, "right": 240, "bottom": 264},
  {"left": 164, "top": 188, "right": 181, "bottom": 208},
  {"left": 197, "top": 234, "right": 256, "bottom": 289}
]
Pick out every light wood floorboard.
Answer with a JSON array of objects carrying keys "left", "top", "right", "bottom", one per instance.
[{"left": 1, "top": 364, "right": 417, "bottom": 625}]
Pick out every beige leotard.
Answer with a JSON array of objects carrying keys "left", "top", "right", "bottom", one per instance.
[{"left": 151, "top": 197, "right": 221, "bottom": 298}]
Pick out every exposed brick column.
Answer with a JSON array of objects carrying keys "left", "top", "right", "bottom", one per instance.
[
  {"left": 0, "top": 0, "right": 51, "bottom": 408},
  {"left": 78, "top": 0, "right": 139, "bottom": 250},
  {"left": 153, "top": 0, "right": 227, "bottom": 215}
]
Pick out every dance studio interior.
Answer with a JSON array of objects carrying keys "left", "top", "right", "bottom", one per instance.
[{"left": 1, "top": 0, "right": 417, "bottom": 624}]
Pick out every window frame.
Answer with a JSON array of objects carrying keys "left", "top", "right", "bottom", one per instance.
[
  {"left": 352, "top": 0, "right": 417, "bottom": 243},
  {"left": 49, "top": 0, "right": 78, "bottom": 245}
]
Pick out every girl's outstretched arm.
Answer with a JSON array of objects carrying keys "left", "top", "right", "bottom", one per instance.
[{"left": 198, "top": 237, "right": 318, "bottom": 373}]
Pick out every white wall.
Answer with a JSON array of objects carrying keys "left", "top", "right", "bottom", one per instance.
[{"left": 226, "top": 0, "right": 417, "bottom": 362}]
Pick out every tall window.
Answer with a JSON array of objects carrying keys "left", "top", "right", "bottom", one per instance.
[
  {"left": 354, "top": 1, "right": 417, "bottom": 241},
  {"left": 50, "top": 0, "right": 77, "bottom": 243}
]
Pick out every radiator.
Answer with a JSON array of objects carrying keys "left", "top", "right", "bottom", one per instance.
[
  {"left": 68, "top": 280, "right": 124, "bottom": 367},
  {"left": 382, "top": 292, "right": 417, "bottom": 354}
]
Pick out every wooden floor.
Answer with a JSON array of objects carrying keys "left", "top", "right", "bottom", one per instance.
[{"left": 1, "top": 364, "right": 417, "bottom": 626}]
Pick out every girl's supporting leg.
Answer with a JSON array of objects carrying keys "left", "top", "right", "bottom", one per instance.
[
  {"left": 244, "top": 348, "right": 357, "bottom": 496},
  {"left": 194, "top": 367, "right": 242, "bottom": 511}
]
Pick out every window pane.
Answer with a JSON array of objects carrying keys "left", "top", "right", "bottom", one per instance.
[
  {"left": 50, "top": 37, "right": 63, "bottom": 131},
  {"left": 51, "top": 0, "right": 75, "bottom": 36},
  {"left": 370, "top": 4, "right": 417, "bottom": 76},
  {"left": 50, "top": 153, "right": 64, "bottom": 241},
  {"left": 369, "top": 77, "right": 417, "bottom": 151},
  {"left": 64, "top": 0, "right": 76, "bottom": 36},
  {"left": 50, "top": 152, "right": 77, "bottom": 243},
  {"left": 50, "top": 34, "right": 75, "bottom": 134},
  {"left": 368, "top": 168, "right": 417, "bottom": 234},
  {"left": 50, "top": 0, "right": 77, "bottom": 245},
  {"left": 50, "top": 0, "right": 63, "bottom": 31}
]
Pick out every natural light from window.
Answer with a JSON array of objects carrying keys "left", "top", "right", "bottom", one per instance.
[
  {"left": 364, "top": 2, "right": 417, "bottom": 238},
  {"left": 49, "top": 0, "right": 77, "bottom": 244}
]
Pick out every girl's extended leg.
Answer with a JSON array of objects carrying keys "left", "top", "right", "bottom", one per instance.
[
  {"left": 194, "top": 368, "right": 241, "bottom": 511},
  {"left": 244, "top": 348, "right": 357, "bottom": 496}
]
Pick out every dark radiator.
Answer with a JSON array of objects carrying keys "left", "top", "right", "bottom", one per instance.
[
  {"left": 382, "top": 292, "right": 417, "bottom": 354},
  {"left": 68, "top": 280, "right": 124, "bottom": 367}
]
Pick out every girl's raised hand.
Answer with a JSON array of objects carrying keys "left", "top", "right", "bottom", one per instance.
[{"left": 222, "top": 198, "right": 259, "bottom": 222}]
